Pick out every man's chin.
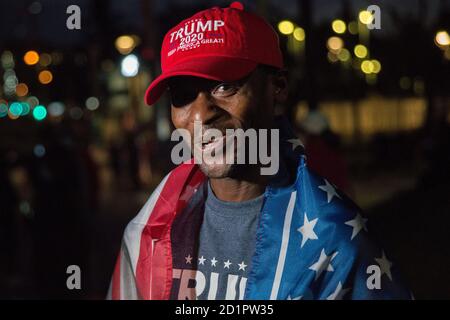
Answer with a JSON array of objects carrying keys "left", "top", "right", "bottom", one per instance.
[{"left": 198, "top": 163, "right": 234, "bottom": 179}]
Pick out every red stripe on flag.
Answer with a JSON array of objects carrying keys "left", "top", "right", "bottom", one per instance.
[
  {"left": 135, "top": 163, "right": 206, "bottom": 299},
  {"left": 111, "top": 248, "right": 121, "bottom": 300}
]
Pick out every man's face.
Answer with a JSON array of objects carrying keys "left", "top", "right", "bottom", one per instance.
[{"left": 169, "top": 67, "right": 281, "bottom": 178}]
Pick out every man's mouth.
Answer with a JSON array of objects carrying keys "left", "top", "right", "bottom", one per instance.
[
  {"left": 201, "top": 135, "right": 226, "bottom": 151},
  {"left": 192, "top": 123, "right": 241, "bottom": 160}
]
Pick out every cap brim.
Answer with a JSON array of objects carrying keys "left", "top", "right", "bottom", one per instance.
[{"left": 144, "top": 56, "right": 258, "bottom": 105}]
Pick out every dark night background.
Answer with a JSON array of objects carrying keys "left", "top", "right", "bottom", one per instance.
[{"left": 0, "top": 0, "right": 449, "bottom": 299}]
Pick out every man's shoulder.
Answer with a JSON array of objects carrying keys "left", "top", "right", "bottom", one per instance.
[
  {"left": 125, "top": 163, "right": 204, "bottom": 233},
  {"left": 293, "top": 167, "right": 369, "bottom": 255}
]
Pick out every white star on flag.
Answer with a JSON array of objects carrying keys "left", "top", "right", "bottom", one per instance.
[
  {"left": 297, "top": 212, "right": 319, "bottom": 248},
  {"left": 375, "top": 250, "right": 393, "bottom": 281},
  {"left": 318, "top": 179, "right": 340, "bottom": 203},
  {"left": 309, "top": 249, "right": 338, "bottom": 280},
  {"left": 344, "top": 213, "right": 368, "bottom": 240},
  {"left": 238, "top": 261, "right": 247, "bottom": 271},
  {"left": 287, "top": 138, "right": 304, "bottom": 151},
  {"left": 326, "top": 282, "right": 350, "bottom": 300},
  {"left": 211, "top": 257, "right": 218, "bottom": 267},
  {"left": 198, "top": 256, "right": 206, "bottom": 265},
  {"left": 224, "top": 260, "right": 232, "bottom": 269},
  {"left": 185, "top": 254, "right": 193, "bottom": 264}
]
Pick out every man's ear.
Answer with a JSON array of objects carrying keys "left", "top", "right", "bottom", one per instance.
[{"left": 271, "top": 69, "right": 288, "bottom": 104}]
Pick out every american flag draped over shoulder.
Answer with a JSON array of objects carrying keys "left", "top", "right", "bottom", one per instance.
[{"left": 107, "top": 116, "right": 412, "bottom": 300}]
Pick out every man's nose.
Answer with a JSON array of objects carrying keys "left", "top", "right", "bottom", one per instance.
[{"left": 189, "top": 91, "right": 221, "bottom": 125}]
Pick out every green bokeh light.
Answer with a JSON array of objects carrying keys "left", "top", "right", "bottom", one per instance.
[
  {"left": 9, "top": 102, "right": 23, "bottom": 117},
  {"left": 21, "top": 102, "right": 31, "bottom": 116},
  {"left": 33, "top": 105, "right": 47, "bottom": 121},
  {"left": 0, "top": 103, "right": 8, "bottom": 118}
]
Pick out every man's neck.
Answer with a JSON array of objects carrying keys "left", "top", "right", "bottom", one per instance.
[{"left": 209, "top": 174, "right": 267, "bottom": 202}]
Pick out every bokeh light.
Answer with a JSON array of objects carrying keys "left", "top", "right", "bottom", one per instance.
[
  {"left": 4, "top": 73, "right": 18, "bottom": 95},
  {"left": 115, "top": 35, "right": 139, "bottom": 55},
  {"left": 15, "top": 83, "right": 29, "bottom": 97},
  {"left": 327, "top": 36, "right": 344, "bottom": 53},
  {"left": 293, "top": 27, "right": 305, "bottom": 41},
  {"left": 38, "top": 70, "right": 53, "bottom": 84},
  {"left": 327, "top": 52, "right": 339, "bottom": 63},
  {"left": 20, "top": 102, "right": 31, "bottom": 115},
  {"left": 86, "top": 97, "right": 100, "bottom": 111},
  {"left": 3, "top": 68, "right": 16, "bottom": 81},
  {"left": 1, "top": 51, "right": 15, "bottom": 69},
  {"left": 8, "top": 112, "right": 20, "bottom": 120},
  {"left": 24, "top": 50, "right": 40, "bottom": 65},
  {"left": 361, "top": 60, "right": 374, "bottom": 74},
  {"left": 33, "top": 144, "right": 46, "bottom": 157},
  {"left": 9, "top": 102, "right": 23, "bottom": 117},
  {"left": 121, "top": 54, "right": 139, "bottom": 77},
  {"left": 371, "top": 59, "right": 381, "bottom": 73},
  {"left": 338, "top": 48, "right": 351, "bottom": 62},
  {"left": 332, "top": 20, "right": 346, "bottom": 34},
  {"left": 0, "top": 102, "right": 8, "bottom": 118},
  {"left": 33, "top": 105, "right": 47, "bottom": 121},
  {"left": 348, "top": 21, "right": 358, "bottom": 35},
  {"left": 48, "top": 101, "right": 65, "bottom": 117},
  {"left": 435, "top": 30, "right": 450, "bottom": 47},
  {"left": 359, "top": 10, "right": 373, "bottom": 25},
  {"left": 354, "top": 44, "right": 368, "bottom": 58},
  {"left": 26, "top": 96, "right": 40, "bottom": 108},
  {"left": 278, "top": 20, "right": 295, "bottom": 35},
  {"left": 39, "top": 53, "right": 52, "bottom": 67}
]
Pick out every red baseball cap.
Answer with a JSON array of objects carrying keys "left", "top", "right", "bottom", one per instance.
[{"left": 144, "top": 1, "right": 284, "bottom": 105}]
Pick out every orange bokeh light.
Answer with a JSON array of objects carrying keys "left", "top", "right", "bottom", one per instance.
[
  {"left": 24, "top": 50, "right": 40, "bottom": 65},
  {"left": 15, "top": 83, "right": 29, "bottom": 97},
  {"left": 38, "top": 70, "right": 53, "bottom": 84}
]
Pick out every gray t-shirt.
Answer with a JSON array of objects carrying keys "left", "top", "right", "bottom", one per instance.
[{"left": 196, "top": 182, "right": 264, "bottom": 300}]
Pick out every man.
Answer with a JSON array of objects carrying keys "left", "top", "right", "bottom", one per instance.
[{"left": 108, "top": 2, "right": 411, "bottom": 300}]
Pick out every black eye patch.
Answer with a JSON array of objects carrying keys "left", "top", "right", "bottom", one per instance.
[{"left": 167, "top": 77, "right": 221, "bottom": 107}]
